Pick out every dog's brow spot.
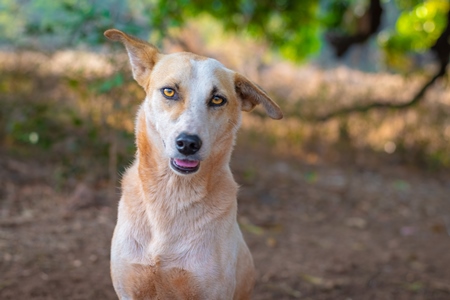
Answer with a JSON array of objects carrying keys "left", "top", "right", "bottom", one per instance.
[{"left": 187, "top": 53, "right": 208, "bottom": 61}]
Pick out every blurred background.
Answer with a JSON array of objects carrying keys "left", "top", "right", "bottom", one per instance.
[{"left": 1, "top": 0, "right": 450, "bottom": 299}]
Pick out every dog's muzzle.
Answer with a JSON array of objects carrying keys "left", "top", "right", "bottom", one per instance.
[{"left": 170, "top": 133, "right": 202, "bottom": 174}]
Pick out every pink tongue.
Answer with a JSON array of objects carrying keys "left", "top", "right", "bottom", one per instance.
[{"left": 175, "top": 159, "right": 199, "bottom": 168}]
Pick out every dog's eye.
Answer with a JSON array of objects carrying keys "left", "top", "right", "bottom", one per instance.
[
  {"left": 210, "top": 95, "right": 226, "bottom": 107},
  {"left": 162, "top": 88, "right": 177, "bottom": 99}
]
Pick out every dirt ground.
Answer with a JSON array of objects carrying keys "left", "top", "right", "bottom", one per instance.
[{"left": 1, "top": 142, "right": 450, "bottom": 300}]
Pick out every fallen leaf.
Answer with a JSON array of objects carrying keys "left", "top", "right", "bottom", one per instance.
[
  {"left": 301, "top": 273, "right": 325, "bottom": 286},
  {"left": 345, "top": 217, "right": 367, "bottom": 229},
  {"left": 266, "top": 237, "right": 277, "bottom": 248},
  {"left": 393, "top": 180, "right": 410, "bottom": 192},
  {"left": 239, "top": 220, "right": 264, "bottom": 235},
  {"left": 403, "top": 281, "right": 423, "bottom": 292}
]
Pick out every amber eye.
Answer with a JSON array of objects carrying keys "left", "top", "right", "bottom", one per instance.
[
  {"left": 162, "top": 88, "right": 176, "bottom": 98},
  {"left": 210, "top": 95, "right": 226, "bottom": 106}
]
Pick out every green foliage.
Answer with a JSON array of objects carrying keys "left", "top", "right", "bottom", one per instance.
[
  {"left": 320, "top": 0, "right": 368, "bottom": 34},
  {"left": 380, "top": 0, "right": 449, "bottom": 69},
  {"left": 0, "top": 0, "right": 448, "bottom": 66},
  {"left": 0, "top": 0, "right": 322, "bottom": 61},
  {"left": 0, "top": 0, "right": 151, "bottom": 49},
  {"left": 320, "top": 0, "right": 352, "bottom": 30},
  {"left": 395, "top": 0, "right": 425, "bottom": 10},
  {"left": 149, "top": 0, "right": 322, "bottom": 61},
  {"left": 89, "top": 73, "right": 124, "bottom": 94}
]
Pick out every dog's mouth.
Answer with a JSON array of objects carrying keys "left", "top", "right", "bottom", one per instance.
[{"left": 170, "top": 158, "right": 200, "bottom": 174}]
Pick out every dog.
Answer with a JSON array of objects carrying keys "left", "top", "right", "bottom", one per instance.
[{"left": 104, "top": 28, "right": 283, "bottom": 300}]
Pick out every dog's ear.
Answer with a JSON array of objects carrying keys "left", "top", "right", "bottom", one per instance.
[
  {"left": 104, "top": 29, "right": 160, "bottom": 88},
  {"left": 234, "top": 73, "right": 283, "bottom": 120}
]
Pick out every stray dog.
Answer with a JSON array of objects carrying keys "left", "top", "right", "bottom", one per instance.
[{"left": 105, "top": 29, "right": 283, "bottom": 300}]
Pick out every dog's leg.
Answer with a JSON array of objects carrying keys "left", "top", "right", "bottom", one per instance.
[{"left": 234, "top": 239, "right": 256, "bottom": 300}]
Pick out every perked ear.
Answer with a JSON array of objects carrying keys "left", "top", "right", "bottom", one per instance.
[
  {"left": 104, "top": 29, "right": 160, "bottom": 88},
  {"left": 234, "top": 73, "right": 283, "bottom": 120}
]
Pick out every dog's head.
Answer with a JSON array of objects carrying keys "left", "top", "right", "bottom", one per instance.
[{"left": 105, "top": 29, "right": 282, "bottom": 176}]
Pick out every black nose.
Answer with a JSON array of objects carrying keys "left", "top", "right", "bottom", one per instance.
[{"left": 175, "top": 133, "right": 202, "bottom": 155}]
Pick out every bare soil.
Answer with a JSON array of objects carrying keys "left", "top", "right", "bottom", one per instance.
[{"left": 1, "top": 144, "right": 450, "bottom": 300}]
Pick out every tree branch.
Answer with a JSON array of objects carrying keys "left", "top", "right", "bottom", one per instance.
[
  {"left": 313, "top": 7, "right": 450, "bottom": 122},
  {"left": 313, "top": 64, "right": 447, "bottom": 122},
  {"left": 326, "top": 0, "right": 383, "bottom": 57}
]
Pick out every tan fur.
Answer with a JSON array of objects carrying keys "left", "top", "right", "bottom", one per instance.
[
  {"left": 124, "top": 263, "right": 201, "bottom": 299},
  {"left": 105, "top": 29, "right": 282, "bottom": 299}
]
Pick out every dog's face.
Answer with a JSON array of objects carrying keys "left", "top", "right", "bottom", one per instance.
[
  {"left": 105, "top": 29, "right": 282, "bottom": 175},
  {"left": 146, "top": 54, "right": 241, "bottom": 175}
]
